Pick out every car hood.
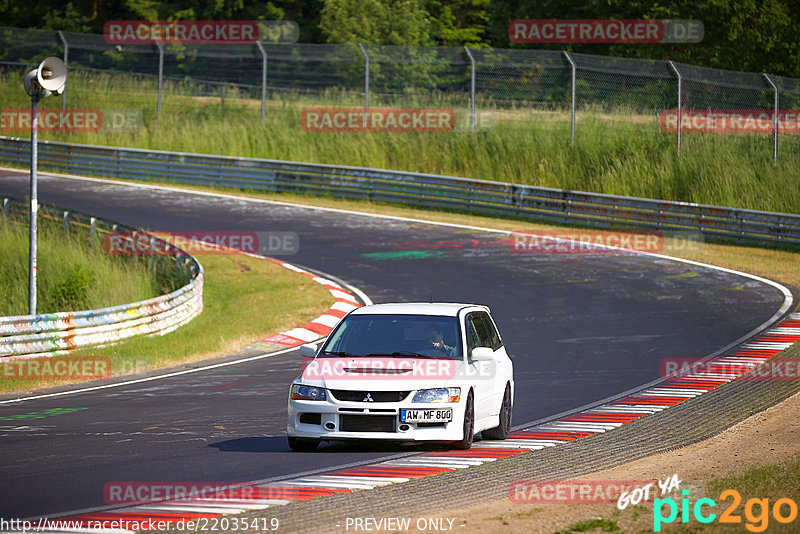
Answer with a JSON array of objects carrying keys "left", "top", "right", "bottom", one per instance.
[{"left": 298, "top": 356, "right": 465, "bottom": 391}]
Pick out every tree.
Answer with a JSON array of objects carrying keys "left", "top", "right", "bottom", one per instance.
[
  {"left": 484, "top": 0, "right": 800, "bottom": 77},
  {"left": 319, "top": 0, "right": 432, "bottom": 45},
  {"left": 425, "top": 0, "right": 491, "bottom": 46}
]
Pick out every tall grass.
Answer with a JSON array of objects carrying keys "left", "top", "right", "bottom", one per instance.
[
  {"left": 1, "top": 67, "right": 798, "bottom": 214},
  {"left": 0, "top": 216, "right": 166, "bottom": 316},
  {"left": 67, "top": 252, "right": 333, "bottom": 373},
  {"left": 0, "top": 249, "right": 334, "bottom": 393}
]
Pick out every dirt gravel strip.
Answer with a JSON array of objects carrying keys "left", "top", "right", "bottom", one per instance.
[{"left": 171, "top": 338, "right": 800, "bottom": 534}]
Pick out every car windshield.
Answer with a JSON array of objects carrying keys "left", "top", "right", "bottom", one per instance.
[{"left": 321, "top": 314, "right": 462, "bottom": 360}]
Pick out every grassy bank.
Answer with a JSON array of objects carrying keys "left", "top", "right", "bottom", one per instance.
[
  {"left": 1, "top": 68, "right": 798, "bottom": 214},
  {"left": 0, "top": 216, "right": 165, "bottom": 316},
  {"left": 1, "top": 209, "right": 333, "bottom": 394},
  {"left": 0, "top": 252, "right": 333, "bottom": 394},
  {"left": 544, "top": 453, "right": 800, "bottom": 533}
]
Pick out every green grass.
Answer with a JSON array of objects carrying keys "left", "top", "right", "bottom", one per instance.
[
  {"left": 66, "top": 253, "right": 332, "bottom": 371},
  {"left": 537, "top": 455, "right": 800, "bottom": 532},
  {"left": 695, "top": 454, "right": 800, "bottom": 533},
  {"left": 555, "top": 518, "right": 621, "bottom": 533},
  {"left": 0, "top": 216, "right": 165, "bottom": 316},
  {"left": 0, "top": 210, "right": 332, "bottom": 395},
  {"left": 0, "top": 252, "right": 333, "bottom": 394},
  {"left": 1, "top": 67, "right": 798, "bottom": 214}
]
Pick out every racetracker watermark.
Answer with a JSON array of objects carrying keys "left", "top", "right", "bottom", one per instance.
[
  {"left": 103, "top": 20, "right": 299, "bottom": 44},
  {"left": 300, "top": 357, "right": 495, "bottom": 381},
  {"left": 510, "top": 480, "right": 651, "bottom": 504},
  {"left": 509, "top": 230, "right": 702, "bottom": 255},
  {"left": 1, "top": 108, "right": 143, "bottom": 133},
  {"left": 104, "top": 482, "right": 258, "bottom": 505},
  {"left": 300, "top": 356, "right": 495, "bottom": 381},
  {"left": 104, "top": 20, "right": 257, "bottom": 44},
  {"left": 509, "top": 19, "right": 703, "bottom": 43},
  {"left": 103, "top": 231, "right": 299, "bottom": 256},
  {"left": 301, "top": 108, "right": 456, "bottom": 133},
  {"left": 660, "top": 109, "right": 800, "bottom": 134},
  {"left": 1, "top": 357, "right": 111, "bottom": 381},
  {"left": 661, "top": 358, "right": 800, "bottom": 381}
]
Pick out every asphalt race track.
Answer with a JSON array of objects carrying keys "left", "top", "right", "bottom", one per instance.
[{"left": 0, "top": 169, "right": 790, "bottom": 520}]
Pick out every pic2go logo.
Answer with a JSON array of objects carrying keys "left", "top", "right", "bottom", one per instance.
[{"left": 654, "top": 489, "right": 799, "bottom": 532}]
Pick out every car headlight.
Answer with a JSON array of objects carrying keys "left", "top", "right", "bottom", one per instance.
[
  {"left": 291, "top": 384, "right": 327, "bottom": 401},
  {"left": 412, "top": 387, "right": 460, "bottom": 403}
]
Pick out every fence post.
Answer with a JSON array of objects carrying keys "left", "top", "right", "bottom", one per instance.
[
  {"left": 63, "top": 210, "right": 71, "bottom": 236},
  {"left": 763, "top": 73, "right": 779, "bottom": 162},
  {"left": 464, "top": 46, "right": 476, "bottom": 136},
  {"left": 256, "top": 41, "right": 267, "bottom": 125},
  {"left": 2, "top": 198, "right": 8, "bottom": 222},
  {"left": 667, "top": 60, "right": 682, "bottom": 156},
  {"left": 358, "top": 43, "right": 369, "bottom": 128},
  {"left": 156, "top": 42, "right": 164, "bottom": 120},
  {"left": 57, "top": 31, "right": 68, "bottom": 112},
  {"left": 563, "top": 51, "right": 576, "bottom": 145}
]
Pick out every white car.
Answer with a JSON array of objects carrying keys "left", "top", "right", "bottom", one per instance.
[{"left": 287, "top": 303, "right": 514, "bottom": 451}]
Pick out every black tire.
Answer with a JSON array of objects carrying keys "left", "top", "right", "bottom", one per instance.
[
  {"left": 483, "top": 384, "right": 512, "bottom": 440},
  {"left": 452, "top": 391, "right": 474, "bottom": 450},
  {"left": 287, "top": 436, "right": 319, "bottom": 451}
]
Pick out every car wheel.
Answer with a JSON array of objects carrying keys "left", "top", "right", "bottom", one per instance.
[
  {"left": 452, "top": 391, "right": 474, "bottom": 450},
  {"left": 287, "top": 436, "right": 319, "bottom": 451},
  {"left": 483, "top": 384, "right": 512, "bottom": 440}
]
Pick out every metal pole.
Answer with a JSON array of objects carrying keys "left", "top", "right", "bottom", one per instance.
[
  {"left": 157, "top": 42, "right": 164, "bottom": 120},
  {"left": 358, "top": 44, "right": 369, "bottom": 128},
  {"left": 256, "top": 42, "right": 267, "bottom": 124},
  {"left": 29, "top": 93, "right": 39, "bottom": 315},
  {"left": 763, "top": 73, "right": 779, "bottom": 162},
  {"left": 563, "top": 51, "right": 576, "bottom": 145},
  {"left": 464, "top": 46, "right": 476, "bottom": 135},
  {"left": 668, "top": 60, "right": 682, "bottom": 156},
  {"left": 58, "top": 31, "right": 68, "bottom": 112}
]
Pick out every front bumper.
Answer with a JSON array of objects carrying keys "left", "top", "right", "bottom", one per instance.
[{"left": 287, "top": 394, "right": 466, "bottom": 442}]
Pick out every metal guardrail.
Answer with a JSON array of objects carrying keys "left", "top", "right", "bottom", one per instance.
[
  {"left": 1, "top": 136, "right": 799, "bottom": 247},
  {"left": 0, "top": 197, "right": 203, "bottom": 359}
]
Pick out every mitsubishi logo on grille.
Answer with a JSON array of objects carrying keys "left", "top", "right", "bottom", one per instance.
[{"left": 363, "top": 393, "right": 374, "bottom": 402}]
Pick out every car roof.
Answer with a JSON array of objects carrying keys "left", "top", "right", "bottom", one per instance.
[{"left": 349, "top": 302, "right": 488, "bottom": 317}]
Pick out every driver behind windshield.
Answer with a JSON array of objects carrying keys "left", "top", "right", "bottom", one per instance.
[{"left": 424, "top": 324, "right": 455, "bottom": 357}]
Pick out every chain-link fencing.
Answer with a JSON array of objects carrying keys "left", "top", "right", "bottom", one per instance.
[{"left": 1, "top": 25, "right": 799, "bottom": 160}]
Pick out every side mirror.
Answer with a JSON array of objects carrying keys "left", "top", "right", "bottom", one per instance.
[
  {"left": 471, "top": 347, "right": 494, "bottom": 362},
  {"left": 298, "top": 343, "right": 318, "bottom": 358}
]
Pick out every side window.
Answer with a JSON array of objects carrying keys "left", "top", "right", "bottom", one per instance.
[
  {"left": 466, "top": 316, "right": 481, "bottom": 356},
  {"left": 469, "top": 314, "right": 492, "bottom": 348},
  {"left": 478, "top": 312, "right": 503, "bottom": 350}
]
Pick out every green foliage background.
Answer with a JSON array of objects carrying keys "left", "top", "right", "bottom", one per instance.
[{"left": 2, "top": 0, "right": 798, "bottom": 76}]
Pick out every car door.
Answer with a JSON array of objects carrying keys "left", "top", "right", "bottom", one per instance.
[
  {"left": 480, "top": 311, "right": 510, "bottom": 403},
  {"left": 464, "top": 311, "right": 497, "bottom": 425}
]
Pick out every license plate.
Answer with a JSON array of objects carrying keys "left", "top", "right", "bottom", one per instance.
[{"left": 400, "top": 408, "right": 452, "bottom": 423}]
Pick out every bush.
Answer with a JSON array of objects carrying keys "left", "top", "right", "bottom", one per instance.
[{"left": 50, "top": 264, "right": 96, "bottom": 311}]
